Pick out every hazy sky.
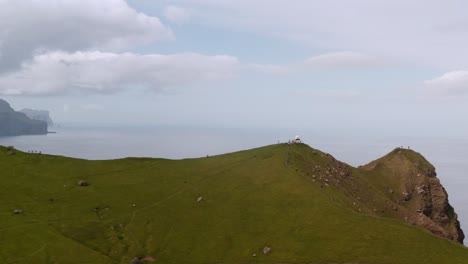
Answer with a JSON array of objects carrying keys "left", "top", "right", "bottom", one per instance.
[{"left": 1, "top": 0, "right": 468, "bottom": 137}]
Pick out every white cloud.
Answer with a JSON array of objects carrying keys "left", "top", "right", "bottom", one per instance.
[
  {"left": 0, "top": 0, "right": 173, "bottom": 72},
  {"left": 0, "top": 47, "right": 385, "bottom": 96},
  {"left": 243, "top": 64, "right": 289, "bottom": 74},
  {"left": 164, "top": 5, "right": 192, "bottom": 24},
  {"left": 166, "top": 0, "right": 468, "bottom": 68},
  {"left": 243, "top": 51, "right": 383, "bottom": 74},
  {"left": 303, "top": 52, "right": 382, "bottom": 69},
  {"left": 425, "top": 71, "right": 468, "bottom": 96},
  {"left": 0, "top": 51, "right": 240, "bottom": 96}
]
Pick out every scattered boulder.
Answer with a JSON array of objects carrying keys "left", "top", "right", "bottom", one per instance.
[
  {"left": 13, "top": 209, "right": 23, "bottom": 215},
  {"left": 6, "top": 146, "right": 15, "bottom": 155},
  {"left": 129, "top": 256, "right": 155, "bottom": 264},
  {"left": 78, "top": 180, "right": 89, "bottom": 187},
  {"left": 196, "top": 196, "right": 203, "bottom": 202},
  {"left": 130, "top": 256, "right": 144, "bottom": 264},
  {"left": 402, "top": 191, "right": 411, "bottom": 201},
  {"left": 143, "top": 256, "right": 156, "bottom": 262},
  {"left": 263, "top": 246, "right": 271, "bottom": 255}
]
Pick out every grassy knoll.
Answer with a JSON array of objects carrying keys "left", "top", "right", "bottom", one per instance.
[{"left": 0, "top": 144, "right": 466, "bottom": 264}]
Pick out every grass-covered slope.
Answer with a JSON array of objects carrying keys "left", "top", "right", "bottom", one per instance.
[{"left": 0, "top": 144, "right": 467, "bottom": 264}]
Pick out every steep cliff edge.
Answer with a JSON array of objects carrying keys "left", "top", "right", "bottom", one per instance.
[
  {"left": 361, "top": 148, "right": 465, "bottom": 243},
  {"left": 0, "top": 99, "right": 48, "bottom": 136},
  {"left": 19, "top": 108, "right": 54, "bottom": 126},
  {"left": 291, "top": 145, "right": 464, "bottom": 244}
]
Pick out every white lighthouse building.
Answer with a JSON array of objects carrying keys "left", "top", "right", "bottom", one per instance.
[{"left": 295, "top": 135, "right": 301, "bottom": 143}]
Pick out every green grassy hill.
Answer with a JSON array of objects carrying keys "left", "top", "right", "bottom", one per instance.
[{"left": 0, "top": 144, "right": 467, "bottom": 264}]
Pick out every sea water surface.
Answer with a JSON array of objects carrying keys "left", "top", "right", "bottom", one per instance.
[{"left": 1, "top": 125, "right": 468, "bottom": 238}]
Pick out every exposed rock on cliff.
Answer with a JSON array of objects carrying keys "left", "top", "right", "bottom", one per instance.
[
  {"left": 297, "top": 146, "right": 464, "bottom": 244},
  {"left": 361, "top": 148, "right": 465, "bottom": 243}
]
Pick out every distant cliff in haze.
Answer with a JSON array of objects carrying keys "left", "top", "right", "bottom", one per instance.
[
  {"left": 0, "top": 99, "right": 48, "bottom": 136},
  {"left": 19, "top": 108, "right": 54, "bottom": 126}
]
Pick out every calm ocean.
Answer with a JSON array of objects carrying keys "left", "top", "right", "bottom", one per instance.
[{"left": 1, "top": 125, "right": 468, "bottom": 236}]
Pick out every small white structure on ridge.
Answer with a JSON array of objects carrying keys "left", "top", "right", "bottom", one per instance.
[{"left": 295, "top": 135, "right": 301, "bottom": 143}]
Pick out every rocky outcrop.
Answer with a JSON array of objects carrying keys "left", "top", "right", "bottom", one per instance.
[
  {"left": 19, "top": 108, "right": 54, "bottom": 126},
  {"left": 0, "top": 99, "right": 48, "bottom": 136},
  {"left": 404, "top": 174, "right": 465, "bottom": 243},
  {"left": 294, "top": 145, "right": 464, "bottom": 244},
  {"left": 361, "top": 148, "right": 465, "bottom": 243}
]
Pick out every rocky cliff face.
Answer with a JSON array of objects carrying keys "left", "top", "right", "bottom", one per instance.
[
  {"left": 361, "top": 148, "right": 465, "bottom": 243},
  {"left": 410, "top": 176, "right": 465, "bottom": 243},
  {"left": 0, "top": 99, "right": 48, "bottom": 136},
  {"left": 19, "top": 108, "right": 54, "bottom": 126},
  {"left": 298, "top": 146, "right": 464, "bottom": 244}
]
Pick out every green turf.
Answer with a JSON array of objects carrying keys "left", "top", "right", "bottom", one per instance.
[{"left": 0, "top": 144, "right": 466, "bottom": 264}]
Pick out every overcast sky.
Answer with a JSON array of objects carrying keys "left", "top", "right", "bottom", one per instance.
[{"left": 1, "top": 0, "right": 468, "bottom": 137}]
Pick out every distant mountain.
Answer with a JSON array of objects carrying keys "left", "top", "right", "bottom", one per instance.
[
  {"left": 0, "top": 99, "right": 13, "bottom": 112},
  {"left": 0, "top": 99, "right": 48, "bottom": 136},
  {"left": 19, "top": 108, "right": 54, "bottom": 126}
]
